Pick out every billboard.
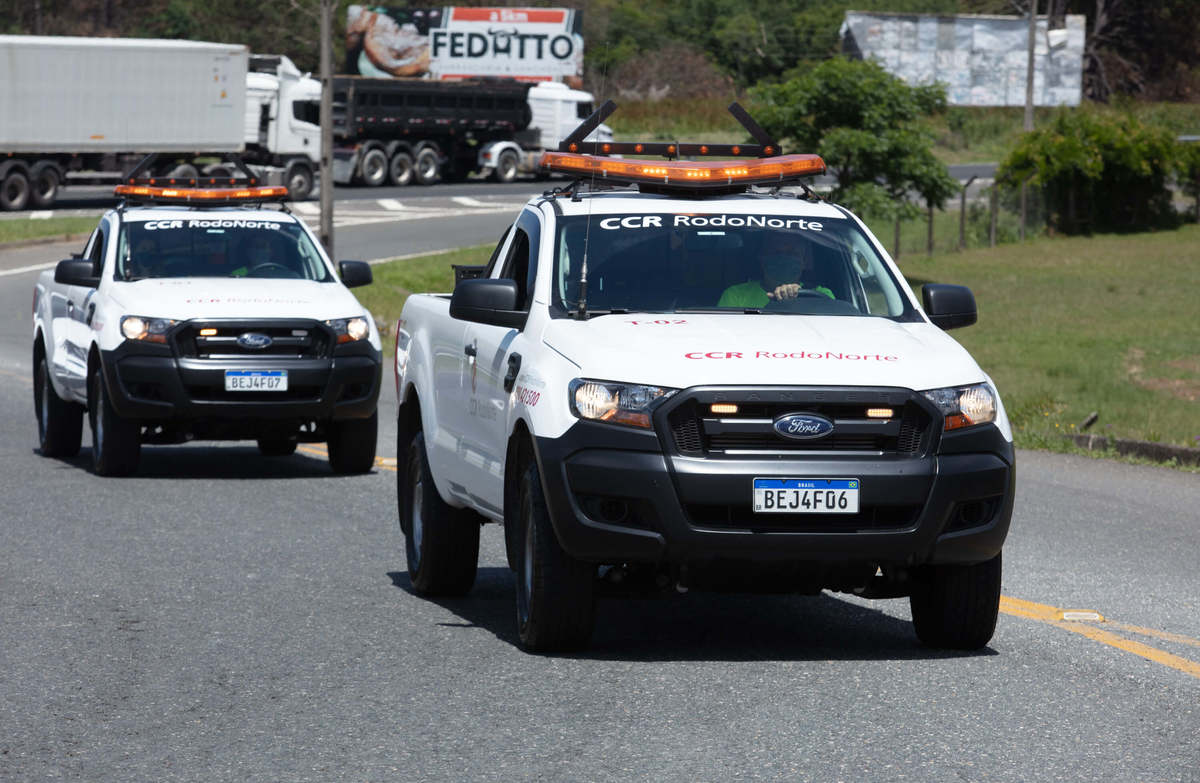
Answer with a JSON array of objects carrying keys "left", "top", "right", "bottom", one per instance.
[
  {"left": 345, "top": 6, "right": 583, "bottom": 85},
  {"left": 840, "top": 12, "right": 1085, "bottom": 107}
]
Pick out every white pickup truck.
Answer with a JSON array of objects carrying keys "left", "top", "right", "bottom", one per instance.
[
  {"left": 393, "top": 133, "right": 1015, "bottom": 653},
  {"left": 32, "top": 182, "right": 382, "bottom": 476}
]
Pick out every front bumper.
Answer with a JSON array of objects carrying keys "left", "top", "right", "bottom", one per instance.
[
  {"left": 101, "top": 339, "right": 381, "bottom": 423},
  {"left": 533, "top": 391, "right": 1014, "bottom": 569}
]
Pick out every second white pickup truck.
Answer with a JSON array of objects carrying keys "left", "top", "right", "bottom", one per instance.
[
  {"left": 33, "top": 180, "right": 382, "bottom": 477},
  {"left": 394, "top": 115, "right": 1015, "bottom": 653}
]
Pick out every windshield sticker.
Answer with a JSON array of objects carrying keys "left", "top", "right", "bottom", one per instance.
[
  {"left": 141, "top": 219, "right": 283, "bottom": 231},
  {"left": 685, "top": 350, "right": 899, "bottom": 361},
  {"left": 597, "top": 215, "right": 823, "bottom": 231}
]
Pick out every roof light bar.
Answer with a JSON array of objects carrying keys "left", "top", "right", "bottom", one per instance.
[
  {"left": 113, "top": 184, "right": 290, "bottom": 204},
  {"left": 562, "top": 141, "right": 779, "bottom": 158},
  {"left": 539, "top": 152, "right": 825, "bottom": 189}
]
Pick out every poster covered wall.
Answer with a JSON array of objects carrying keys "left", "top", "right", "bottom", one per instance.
[
  {"left": 841, "top": 12, "right": 1085, "bottom": 107},
  {"left": 345, "top": 6, "right": 584, "bottom": 86}
]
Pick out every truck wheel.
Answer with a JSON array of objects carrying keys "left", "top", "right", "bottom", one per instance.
[
  {"left": 34, "top": 354, "right": 82, "bottom": 458},
  {"left": 910, "top": 553, "right": 1002, "bottom": 650},
  {"left": 401, "top": 431, "right": 480, "bottom": 596},
  {"left": 285, "top": 162, "right": 314, "bottom": 200},
  {"left": 515, "top": 461, "right": 596, "bottom": 652},
  {"left": 88, "top": 365, "right": 141, "bottom": 477},
  {"left": 360, "top": 149, "right": 388, "bottom": 187},
  {"left": 388, "top": 152, "right": 414, "bottom": 186},
  {"left": 414, "top": 148, "right": 440, "bottom": 185},
  {"left": 257, "top": 434, "right": 298, "bottom": 456},
  {"left": 1, "top": 170, "right": 30, "bottom": 211},
  {"left": 30, "top": 163, "right": 61, "bottom": 209},
  {"left": 493, "top": 149, "right": 519, "bottom": 183},
  {"left": 327, "top": 411, "right": 377, "bottom": 474}
]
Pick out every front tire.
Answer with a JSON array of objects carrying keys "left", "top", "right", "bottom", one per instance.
[
  {"left": 515, "top": 461, "right": 596, "bottom": 652},
  {"left": 327, "top": 411, "right": 377, "bottom": 474},
  {"left": 492, "top": 149, "right": 519, "bottom": 183},
  {"left": 401, "top": 431, "right": 480, "bottom": 596},
  {"left": 88, "top": 365, "right": 140, "bottom": 477},
  {"left": 34, "top": 354, "right": 82, "bottom": 458},
  {"left": 284, "top": 161, "right": 314, "bottom": 200},
  {"left": 909, "top": 553, "right": 1002, "bottom": 650}
]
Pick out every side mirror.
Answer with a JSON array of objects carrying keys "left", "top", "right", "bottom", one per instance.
[
  {"left": 55, "top": 259, "right": 99, "bottom": 288},
  {"left": 338, "top": 260, "right": 372, "bottom": 288},
  {"left": 450, "top": 278, "right": 526, "bottom": 329},
  {"left": 922, "top": 284, "right": 977, "bottom": 330}
]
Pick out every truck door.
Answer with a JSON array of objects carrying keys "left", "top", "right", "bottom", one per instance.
[
  {"left": 433, "top": 226, "right": 513, "bottom": 510},
  {"left": 59, "top": 224, "right": 106, "bottom": 400},
  {"left": 460, "top": 216, "right": 537, "bottom": 516}
]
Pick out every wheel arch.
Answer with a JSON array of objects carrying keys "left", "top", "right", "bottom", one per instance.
[{"left": 503, "top": 417, "right": 537, "bottom": 570}]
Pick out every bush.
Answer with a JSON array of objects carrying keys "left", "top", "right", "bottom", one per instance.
[
  {"left": 997, "top": 110, "right": 1180, "bottom": 234},
  {"left": 751, "top": 58, "right": 958, "bottom": 221}
]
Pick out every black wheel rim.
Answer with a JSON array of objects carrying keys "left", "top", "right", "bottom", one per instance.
[{"left": 516, "top": 494, "right": 533, "bottom": 629}]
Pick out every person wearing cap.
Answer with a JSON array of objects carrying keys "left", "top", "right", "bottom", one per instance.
[{"left": 717, "top": 232, "right": 834, "bottom": 308}]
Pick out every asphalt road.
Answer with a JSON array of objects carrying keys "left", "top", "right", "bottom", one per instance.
[{"left": 1, "top": 218, "right": 1198, "bottom": 780}]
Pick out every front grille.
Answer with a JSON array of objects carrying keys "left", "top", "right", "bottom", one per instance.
[
  {"left": 663, "top": 388, "right": 933, "bottom": 458},
  {"left": 686, "top": 503, "right": 921, "bottom": 531},
  {"left": 174, "top": 321, "right": 332, "bottom": 360}
]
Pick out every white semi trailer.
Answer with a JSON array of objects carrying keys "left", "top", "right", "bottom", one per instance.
[{"left": 0, "top": 36, "right": 321, "bottom": 209}]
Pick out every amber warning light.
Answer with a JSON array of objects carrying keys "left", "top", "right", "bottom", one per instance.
[
  {"left": 539, "top": 153, "right": 825, "bottom": 189},
  {"left": 114, "top": 184, "right": 290, "bottom": 203}
]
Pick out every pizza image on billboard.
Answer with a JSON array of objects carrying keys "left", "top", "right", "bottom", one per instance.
[{"left": 345, "top": 5, "right": 584, "bottom": 85}]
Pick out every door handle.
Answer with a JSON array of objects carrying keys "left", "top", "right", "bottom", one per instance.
[
  {"left": 464, "top": 342, "right": 477, "bottom": 358},
  {"left": 504, "top": 353, "right": 521, "bottom": 392}
]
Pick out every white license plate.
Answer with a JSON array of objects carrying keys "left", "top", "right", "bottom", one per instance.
[
  {"left": 753, "top": 478, "right": 859, "bottom": 514},
  {"left": 224, "top": 370, "right": 288, "bottom": 392}
]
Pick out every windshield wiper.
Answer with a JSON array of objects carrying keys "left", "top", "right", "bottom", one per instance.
[{"left": 675, "top": 307, "right": 762, "bottom": 314}]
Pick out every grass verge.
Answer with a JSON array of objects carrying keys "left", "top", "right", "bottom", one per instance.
[
  {"left": 355, "top": 245, "right": 491, "bottom": 331},
  {"left": 898, "top": 225, "right": 1200, "bottom": 454},
  {"left": 364, "top": 227, "right": 1200, "bottom": 462},
  {"left": 0, "top": 217, "right": 97, "bottom": 244}
]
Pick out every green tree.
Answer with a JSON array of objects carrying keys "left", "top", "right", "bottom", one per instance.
[
  {"left": 751, "top": 58, "right": 958, "bottom": 220},
  {"left": 997, "top": 109, "right": 1180, "bottom": 234}
]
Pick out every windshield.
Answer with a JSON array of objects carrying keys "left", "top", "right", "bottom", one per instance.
[
  {"left": 552, "top": 212, "right": 918, "bottom": 320},
  {"left": 116, "top": 217, "right": 332, "bottom": 282}
]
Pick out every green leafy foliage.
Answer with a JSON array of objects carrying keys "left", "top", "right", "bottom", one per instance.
[
  {"left": 997, "top": 109, "right": 1181, "bottom": 234},
  {"left": 751, "top": 58, "right": 958, "bottom": 219}
]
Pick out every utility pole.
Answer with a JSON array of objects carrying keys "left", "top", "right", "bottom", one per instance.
[
  {"left": 319, "top": 0, "right": 336, "bottom": 255},
  {"left": 1024, "top": 0, "right": 1037, "bottom": 132}
]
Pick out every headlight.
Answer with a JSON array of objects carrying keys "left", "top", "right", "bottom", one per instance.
[
  {"left": 568, "top": 379, "right": 677, "bottom": 429},
  {"left": 326, "top": 316, "right": 370, "bottom": 344},
  {"left": 120, "top": 315, "right": 176, "bottom": 343},
  {"left": 921, "top": 382, "right": 996, "bottom": 431}
]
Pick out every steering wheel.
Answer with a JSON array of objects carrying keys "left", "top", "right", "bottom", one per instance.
[{"left": 248, "top": 262, "right": 301, "bottom": 279}]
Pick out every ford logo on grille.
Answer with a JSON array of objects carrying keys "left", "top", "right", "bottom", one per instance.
[
  {"left": 236, "top": 332, "right": 273, "bottom": 350},
  {"left": 773, "top": 412, "right": 834, "bottom": 440}
]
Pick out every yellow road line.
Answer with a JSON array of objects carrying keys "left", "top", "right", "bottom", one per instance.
[
  {"left": 296, "top": 443, "right": 397, "bottom": 472},
  {"left": 1000, "top": 596, "right": 1200, "bottom": 680}
]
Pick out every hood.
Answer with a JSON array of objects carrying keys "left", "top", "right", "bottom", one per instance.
[
  {"left": 542, "top": 314, "right": 987, "bottom": 391},
  {"left": 109, "top": 278, "right": 367, "bottom": 322}
]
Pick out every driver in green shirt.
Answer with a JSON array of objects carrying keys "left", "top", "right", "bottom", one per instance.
[{"left": 718, "top": 232, "right": 834, "bottom": 308}]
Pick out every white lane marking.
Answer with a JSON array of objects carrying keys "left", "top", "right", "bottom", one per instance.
[
  {"left": 451, "top": 196, "right": 489, "bottom": 207},
  {"left": 30, "top": 211, "right": 53, "bottom": 220},
  {"left": 0, "top": 261, "right": 57, "bottom": 278},
  {"left": 291, "top": 202, "right": 320, "bottom": 215},
  {"left": 377, "top": 199, "right": 406, "bottom": 211}
]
